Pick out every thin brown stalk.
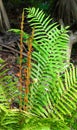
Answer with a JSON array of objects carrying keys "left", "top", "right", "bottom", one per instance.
[
  {"left": 19, "top": 9, "right": 24, "bottom": 110},
  {"left": 24, "top": 28, "right": 34, "bottom": 111}
]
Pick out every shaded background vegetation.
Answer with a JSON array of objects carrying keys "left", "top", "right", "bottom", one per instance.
[
  {"left": 2, "top": 0, "right": 59, "bottom": 32},
  {"left": 3, "top": 0, "right": 77, "bottom": 31}
]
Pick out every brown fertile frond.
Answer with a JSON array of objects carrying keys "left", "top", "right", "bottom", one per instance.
[
  {"left": 24, "top": 28, "right": 34, "bottom": 111},
  {"left": 19, "top": 10, "right": 24, "bottom": 110}
]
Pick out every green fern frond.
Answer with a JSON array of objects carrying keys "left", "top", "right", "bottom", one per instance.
[
  {"left": 0, "top": 107, "right": 25, "bottom": 130},
  {"left": 8, "top": 29, "right": 29, "bottom": 41},
  {"left": 24, "top": 8, "right": 77, "bottom": 120},
  {"left": 31, "top": 33, "right": 69, "bottom": 82},
  {"left": 25, "top": 7, "right": 69, "bottom": 83},
  {"left": 0, "top": 59, "right": 19, "bottom": 107},
  {"left": 27, "top": 64, "right": 77, "bottom": 120},
  {"left": 0, "top": 105, "right": 70, "bottom": 130},
  {"left": 26, "top": 7, "right": 58, "bottom": 42}
]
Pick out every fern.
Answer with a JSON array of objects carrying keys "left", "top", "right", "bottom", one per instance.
[
  {"left": 28, "top": 63, "right": 77, "bottom": 120},
  {"left": 26, "top": 7, "right": 69, "bottom": 42},
  {"left": 8, "top": 29, "right": 29, "bottom": 41},
  {"left": 0, "top": 7, "right": 77, "bottom": 130},
  {"left": 26, "top": 7, "right": 57, "bottom": 42},
  {"left": 26, "top": 7, "right": 69, "bottom": 81},
  {"left": 0, "top": 59, "right": 19, "bottom": 107},
  {"left": 24, "top": 7, "right": 77, "bottom": 120},
  {"left": 0, "top": 108, "right": 27, "bottom": 130}
]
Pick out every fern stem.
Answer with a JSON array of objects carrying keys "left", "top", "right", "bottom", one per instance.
[
  {"left": 24, "top": 28, "right": 34, "bottom": 111},
  {"left": 19, "top": 10, "right": 24, "bottom": 110}
]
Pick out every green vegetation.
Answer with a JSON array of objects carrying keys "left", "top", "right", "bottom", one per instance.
[
  {"left": 0, "top": 58, "right": 19, "bottom": 108},
  {"left": 0, "top": 7, "right": 77, "bottom": 130}
]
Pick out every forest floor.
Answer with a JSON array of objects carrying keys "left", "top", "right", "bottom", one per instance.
[{"left": 0, "top": 32, "right": 27, "bottom": 77}]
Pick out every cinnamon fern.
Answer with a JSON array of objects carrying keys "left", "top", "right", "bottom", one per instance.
[{"left": 0, "top": 7, "right": 77, "bottom": 130}]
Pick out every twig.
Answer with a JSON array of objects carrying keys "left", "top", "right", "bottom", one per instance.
[{"left": 0, "top": 43, "right": 27, "bottom": 56}]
